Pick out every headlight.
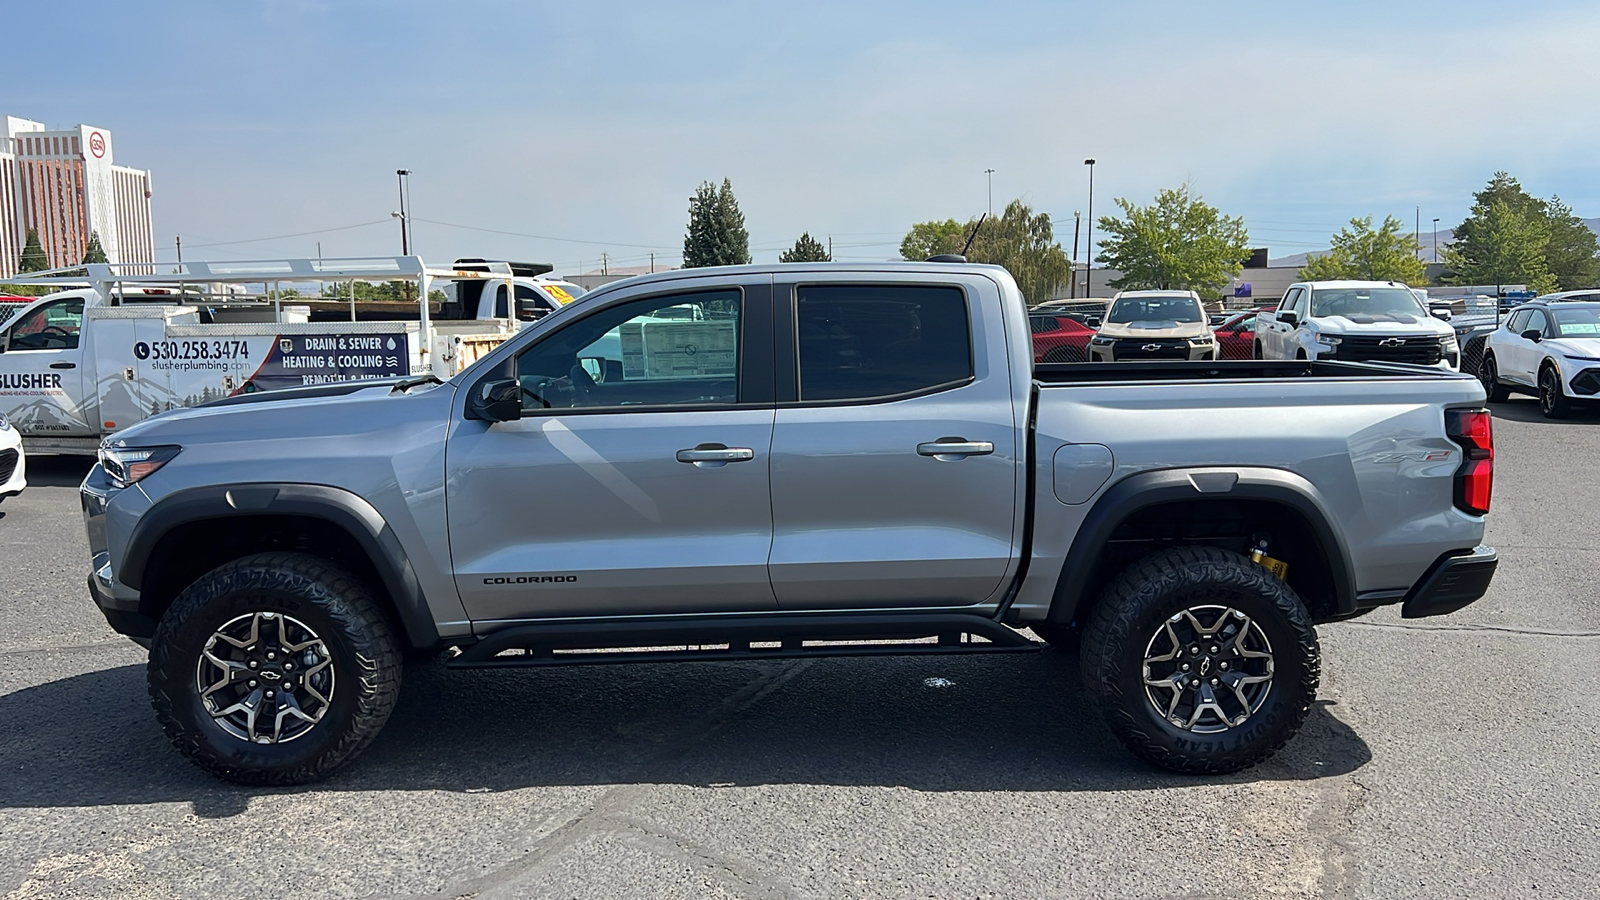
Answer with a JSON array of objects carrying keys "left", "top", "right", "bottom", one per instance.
[
  {"left": 98, "top": 443, "right": 181, "bottom": 489},
  {"left": 1317, "top": 335, "right": 1342, "bottom": 346},
  {"left": 1091, "top": 336, "right": 1115, "bottom": 345},
  {"left": 1443, "top": 334, "right": 1459, "bottom": 351},
  {"left": 1189, "top": 335, "right": 1214, "bottom": 344}
]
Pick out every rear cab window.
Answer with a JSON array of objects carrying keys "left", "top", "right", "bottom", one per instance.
[{"left": 793, "top": 284, "right": 973, "bottom": 402}]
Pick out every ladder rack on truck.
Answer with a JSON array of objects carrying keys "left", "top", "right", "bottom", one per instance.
[{"left": 0, "top": 256, "right": 582, "bottom": 454}]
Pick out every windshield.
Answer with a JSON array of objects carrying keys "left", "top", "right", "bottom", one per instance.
[
  {"left": 1551, "top": 308, "right": 1600, "bottom": 337},
  {"left": 1310, "top": 287, "right": 1425, "bottom": 318},
  {"left": 541, "top": 282, "right": 586, "bottom": 304},
  {"left": 1106, "top": 296, "right": 1202, "bottom": 324}
]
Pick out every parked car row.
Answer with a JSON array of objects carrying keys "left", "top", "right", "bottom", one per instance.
[
  {"left": 1029, "top": 281, "right": 1472, "bottom": 375},
  {"left": 1478, "top": 299, "right": 1600, "bottom": 418}
]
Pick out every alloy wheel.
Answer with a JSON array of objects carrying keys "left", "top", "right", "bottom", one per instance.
[
  {"left": 194, "top": 611, "right": 336, "bottom": 744},
  {"left": 1142, "top": 605, "right": 1275, "bottom": 733}
]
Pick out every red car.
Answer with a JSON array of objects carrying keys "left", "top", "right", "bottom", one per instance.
[
  {"left": 0, "top": 295, "right": 33, "bottom": 326},
  {"left": 1213, "top": 306, "right": 1276, "bottom": 360},
  {"left": 1030, "top": 312, "right": 1097, "bottom": 363}
]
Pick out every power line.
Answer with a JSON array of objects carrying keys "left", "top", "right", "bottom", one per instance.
[
  {"left": 413, "top": 217, "right": 677, "bottom": 250},
  {"left": 179, "top": 219, "right": 393, "bottom": 250}
]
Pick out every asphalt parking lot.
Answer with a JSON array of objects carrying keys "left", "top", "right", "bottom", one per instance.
[{"left": 2, "top": 397, "right": 1597, "bottom": 900}]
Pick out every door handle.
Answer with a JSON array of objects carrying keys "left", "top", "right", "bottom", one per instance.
[
  {"left": 917, "top": 439, "right": 994, "bottom": 460},
  {"left": 676, "top": 444, "right": 755, "bottom": 466},
  {"left": 49, "top": 361, "right": 76, "bottom": 369}
]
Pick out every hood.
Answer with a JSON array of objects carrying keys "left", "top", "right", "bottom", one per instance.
[
  {"left": 107, "top": 380, "right": 458, "bottom": 451},
  {"left": 1312, "top": 315, "right": 1454, "bottom": 338},
  {"left": 1096, "top": 320, "right": 1209, "bottom": 340}
]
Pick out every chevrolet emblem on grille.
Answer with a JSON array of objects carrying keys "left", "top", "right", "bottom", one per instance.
[
  {"left": 1142, "top": 344, "right": 1161, "bottom": 352},
  {"left": 1378, "top": 337, "right": 1406, "bottom": 347}
]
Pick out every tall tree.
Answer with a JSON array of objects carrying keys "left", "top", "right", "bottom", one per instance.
[
  {"left": 779, "top": 232, "right": 830, "bottom": 262},
  {"left": 899, "top": 204, "right": 1071, "bottom": 303},
  {"left": 1095, "top": 184, "right": 1249, "bottom": 297},
  {"left": 81, "top": 231, "right": 108, "bottom": 265},
  {"left": 1298, "top": 216, "right": 1428, "bottom": 284},
  {"left": 18, "top": 228, "right": 48, "bottom": 272},
  {"left": 967, "top": 201, "right": 1072, "bottom": 304},
  {"left": 1447, "top": 172, "right": 1597, "bottom": 291},
  {"left": 682, "top": 178, "right": 752, "bottom": 268},
  {"left": 1443, "top": 199, "right": 1556, "bottom": 294},
  {"left": 899, "top": 219, "right": 967, "bottom": 261},
  {"left": 1540, "top": 196, "right": 1599, "bottom": 289}
]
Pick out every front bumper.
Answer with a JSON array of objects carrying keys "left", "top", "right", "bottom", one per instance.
[
  {"left": 82, "top": 466, "right": 154, "bottom": 644},
  {"left": 0, "top": 442, "right": 24, "bottom": 500},
  {"left": 1401, "top": 545, "right": 1498, "bottom": 619}
]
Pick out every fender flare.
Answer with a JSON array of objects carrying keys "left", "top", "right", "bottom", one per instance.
[
  {"left": 120, "top": 483, "right": 440, "bottom": 649},
  {"left": 1045, "top": 467, "right": 1357, "bottom": 625}
]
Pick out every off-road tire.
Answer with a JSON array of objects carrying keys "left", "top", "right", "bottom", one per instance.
[
  {"left": 1478, "top": 353, "right": 1511, "bottom": 403},
  {"left": 1079, "top": 546, "right": 1319, "bottom": 774},
  {"left": 1028, "top": 621, "right": 1080, "bottom": 650},
  {"left": 1539, "top": 364, "right": 1572, "bottom": 419},
  {"left": 148, "top": 552, "right": 401, "bottom": 785}
]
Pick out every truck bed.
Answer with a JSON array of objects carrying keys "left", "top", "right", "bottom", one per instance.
[{"left": 1033, "top": 359, "right": 1476, "bottom": 384}]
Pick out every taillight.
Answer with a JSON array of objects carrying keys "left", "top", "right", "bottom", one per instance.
[{"left": 1446, "top": 408, "right": 1493, "bottom": 515}]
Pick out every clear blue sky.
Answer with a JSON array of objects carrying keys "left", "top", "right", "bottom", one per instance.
[{"left": 12, "top": 0, "right": 1600, "bottom": 272}]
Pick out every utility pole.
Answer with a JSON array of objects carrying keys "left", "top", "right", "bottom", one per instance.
[
  {"left": 984, "top": 168, "right": 995, "bottom": 218},
  {"left": 175, "top": 235, "right": 182, "bottom": 268},
  {"left": 1071, "top": 212, "right": 1081, "bottom": 299},
  {"left": 1415, "top": 206, "right": 1421, "bottom": 260},
  {"left": 1084, "top": 159, "right": 1097, "bottom": 296},
  {"left": 601, "top": 252, "right": 608, "bottom": 275},
  {"left": 649, "top": 252, "right": 655, "bottom": 274},
  {"left": 828, "top": 235, "right": 833, "bottom": 261},
  {"left": 1432, "top": 218, "right": 1440, "bottom": 264}
]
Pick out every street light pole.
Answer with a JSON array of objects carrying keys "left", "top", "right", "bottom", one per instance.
[
  {"left": 1084, "top": 158, "right": 1096, "bottom": 296},
  {"left": 1432, "top": 217, "right": 1440, "bottom": 264},
  {"left": 395, "top": 169, "right": 412, "bottom": 256},
  {"left": 983, "top": 168, "right": 995, "bottom": 218}
]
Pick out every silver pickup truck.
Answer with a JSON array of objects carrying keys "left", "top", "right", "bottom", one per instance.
[{"left": 80, "top": 262, "right": 1498, "bottom": 784}]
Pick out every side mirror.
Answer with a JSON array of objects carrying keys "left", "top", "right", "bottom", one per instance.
[
  {"left": 468, "top": 378, "right": 523, "bottom": 422},
  {"left": 1278, "top": 311, "right": 1300, "bottom": 327},
  {"left": 1521, "top": 329, "right": 1543, "bottom": 343},
  {"left": 1085, "top": 315, "right": 1102, "bottom": 327},
  {"left": 1430, "top": 308, "right": 1452, "bottom": 320}
]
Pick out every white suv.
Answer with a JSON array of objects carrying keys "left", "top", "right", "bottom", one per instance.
[
  {"left": 1255, "top": 280, "right": 1459, "bottom": 370},
  {"left": 0, "top": 412, "right": 25, "bottom": 504},
  {"left": 1479, "top": 300, "right": 1600, "bottom": 418},
  {"left": 1087, "top": 290, "right": 1216, "bottom": 362}
]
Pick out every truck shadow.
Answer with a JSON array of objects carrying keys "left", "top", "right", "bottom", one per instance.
[
  {"left": 1490, "top": 397, "right": 1600, "bottom": 424},
  {"left": 0, "top": 649, "right": 1371, "bottom": 818}
]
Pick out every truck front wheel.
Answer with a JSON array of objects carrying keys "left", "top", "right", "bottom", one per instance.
[
  {"left": 147, "top": 552, "right": 402, "bottom": 785},
  {"left": 1079, "top": 546, "right": 1319, "bottom": 774}
]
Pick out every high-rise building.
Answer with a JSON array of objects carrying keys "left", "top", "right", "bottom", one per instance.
[{"left": 0, "top": 116, "right": 154, "bottom": 276}]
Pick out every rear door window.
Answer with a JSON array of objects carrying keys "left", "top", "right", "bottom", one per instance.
[{"left": 795, "top": 285, "right": 972, "bottom": 402}]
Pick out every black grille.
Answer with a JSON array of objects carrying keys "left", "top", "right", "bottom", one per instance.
[
  {"left": 1331, "top": 336, "right": 1444, "bottom": 365},
  {"left": 1113, "top": 339, "right": 1189, "bottom": 360},
  {"left": 0, "top": 449, "right": 15, "bottom": 485}
]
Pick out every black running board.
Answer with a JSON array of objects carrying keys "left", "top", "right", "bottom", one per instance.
[{"left": 447, "top": 612, "right": 1042, "bottom": 668}]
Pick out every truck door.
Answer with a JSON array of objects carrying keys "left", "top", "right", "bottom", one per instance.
[
  {"left": 766, "top": 279, "right": 1020, "bottom": 610},
  {"left": 446, "top": 278, "right": 779, "bottom": 620},
  {"left": 0, "top": 296, "right": 91, "bottom": 437}
]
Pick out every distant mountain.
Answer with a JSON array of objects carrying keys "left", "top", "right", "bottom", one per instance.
[{"left": 1269, "top": 218, "right": 1600, "bottom": 269}]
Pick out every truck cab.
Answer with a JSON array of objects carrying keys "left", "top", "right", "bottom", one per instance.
[{"left": 1256, "top": 280, "right": 1460, "bottom": 369}]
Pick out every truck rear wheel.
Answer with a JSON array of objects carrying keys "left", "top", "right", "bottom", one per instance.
[
  {"left": 148, "top": 552, "right": 401, "bottom": 785},
  {"left": 1079, "top": 546, "right": 1319, "bottom": 774}
]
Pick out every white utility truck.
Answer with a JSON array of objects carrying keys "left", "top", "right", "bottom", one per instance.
[{"left": 0, "top": 256, "right": 584, "bottom": 454}]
